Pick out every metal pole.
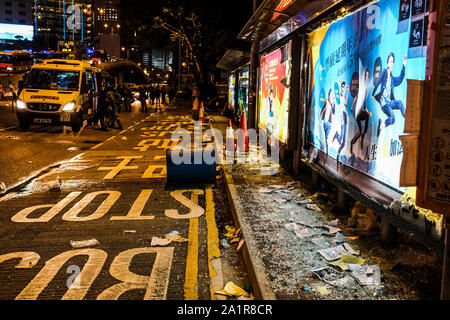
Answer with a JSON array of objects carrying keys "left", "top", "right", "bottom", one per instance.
[
  {"left": 178, "top": 33, "right": 181, "bottom": 91},
  {"left": 441, "top": 218, "right": 450, "bottom": 300}
]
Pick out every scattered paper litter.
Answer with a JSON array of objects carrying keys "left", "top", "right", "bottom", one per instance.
[
  {"left": 328, "top": 254, "right": 365, "bottom": 271},
  {"left": 70, "top": 238, "right": 99, "bottom": 248},
  {"left": 294, "top": 228, "right": 315, "bottom": 239},
  {"left": 312, "top": 266, "right": 350, "bottom": 286},
  {"left": 237, "top": 239, "right": 245, "bottom": 251},
  {"left": 349, "top": 265, "right": 381, "bottom": 287},
  {"left": 166, "top": 234, "right": 188, "bottom": 242},
  {"left": 165, "top": 231, "right": 180, "bottom": 237},
  {"left": 220, "top": 238, "right": 230, "bottom": 248},
  {"left": 305, "top": 203, "right": 321, "bottom": 211},
  {"left": 47, "top": 176, "right": 62, "bottom": 190},
  {"left": 284, "top": 222, "right": 300, "bottom": 231},
  {"left": 317, "top": 286, "right": 331, "bottom": 295},
  {"left": 323, "top": 225, "right": 342, "bottom": 235},
  {"left": 0, "top": 182, "right": 6, "bottom": 194},
  {"left": 151, "top": 236, "right": 171, "bottom": 246},
  {"left": 318, "top": 243, "right": 359, "bottom": 261},
  {"left": 215, "top": 282, "right": 247, "bottom": 297},
  {"left": 327, "top": 219, "right": 339, "bottom": 227}
]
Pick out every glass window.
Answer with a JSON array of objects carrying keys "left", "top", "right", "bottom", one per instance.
[
  {"left": 86, "top": 71, "right": 95, "bottom": 91},
  {"left": 24, "top": 69, "right": 80, "bottom": 91},
  {"left": 0, "top": 54, "right": 11, "bottom": 63}
]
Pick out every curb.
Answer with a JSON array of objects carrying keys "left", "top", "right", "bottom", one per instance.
[{"left": 223, "top": 173, "right": 277, "bottom": 300}]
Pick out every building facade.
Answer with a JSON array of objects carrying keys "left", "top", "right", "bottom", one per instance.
[
  {"left": 32, "top": 0, "right": 93, "bottom": 51},
  {"left": 93, "top": 0, "right": 120, "bottom": 58},
  {"left": 0, "top": 0, "right": 33, "bottom": 25}
]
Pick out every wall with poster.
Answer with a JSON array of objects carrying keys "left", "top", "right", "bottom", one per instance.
[
  {"left": 238, "top": 65, "right": 249, "bottom": 117},
  {"left": 258, "top": 41, "right": 292, "bottom": 144},
  {"left": 305, "top": 0, "right": 429, "bottom": 190},
  {"left": 228, "top": 73, "right": 236, "bottom": 110}
]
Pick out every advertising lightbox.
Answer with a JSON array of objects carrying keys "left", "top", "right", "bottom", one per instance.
[
  {"left": 238, "top": 65, "right": 249, "bottom": 117},
  {"left": 306, "top": 0, "right": 429, "bottom": 190},
  {"left": 258, "top": 41, "right": 292, "bottom": 144},
  {"left": 0, "top": 24, "right": 34, "bottom": 41},
  {"left": 228, "top": 73, "right": 236, "bottom": 110}
]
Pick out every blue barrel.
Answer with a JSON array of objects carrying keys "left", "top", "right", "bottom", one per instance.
[{"left": 166, "top": 145, "right": 217, "bottom": 183}]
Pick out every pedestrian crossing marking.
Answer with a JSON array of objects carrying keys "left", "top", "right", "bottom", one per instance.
[
  {"left": 98, "top": 156, "right": 142, "bottom": 179},
  {"left": 16, "top": 249, "right": 107, "bottom": 300},
  {"left": 97, "top": 247, "right": 174, "bottom": 300},
  {"left": 133, "top": 139, "right": 162, "bottom": 152},
  {"left": 62, "top": 191, "right": 121, "bottom": 222},
  {"left": 110, "top": 189, "right": 155, "bottom": 221},
  {"left": 142, "top": 165, "right": 167, "bottom": 179}
]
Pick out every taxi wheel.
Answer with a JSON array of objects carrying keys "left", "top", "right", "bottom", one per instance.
[
  {"left": 71, "top": 112, "right": 82, "bottom": 133},
  {"left": 19, "top": 120, "right": 30, "bottom": 130}
]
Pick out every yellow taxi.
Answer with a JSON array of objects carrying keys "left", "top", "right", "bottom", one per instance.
[{"left": 16, "top": 59, "right": 101, "bottom": 132}]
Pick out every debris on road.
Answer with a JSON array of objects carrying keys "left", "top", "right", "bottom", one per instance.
[
  {"left": 317, "top": 286, "right": 331, "bottom": 295},
  {"left": 0, "top": 182, "right": 6, "bottom": 194},
  {"left": 215, "top": 281, "right": 248, "bottom": 297},
  {"left": 47, "top": 176, "right": 62, "bottom": 190},
  {"left": 312, "top": 266, "right": 350, "bottom": 286},
  {"left": 349, "top": 264, "right": 381, "bottom": 287},
  {"left": 328, "top": 254, "right": 365, "bottom": 271},
  {"left": 70, "top": 238, "right": 100, "bottom": 248},
  {"left": 318, "top": 243, "right": 359, "bottom": 261},
  {"left": 151, "top": 236, "right": 171, "bottom": 247},
  {"left": 220, "top": 238, "right": 230, "bottom": 248},
  {"left": 237, "top": 239, "right": 245, "bottom": 251}
]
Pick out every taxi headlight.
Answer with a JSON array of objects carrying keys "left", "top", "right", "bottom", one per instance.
[
  {"left": 16, "top": 99, "right": 27, "bottom": 110},
  {"left": 62, "top": 101, "right": 76, "bottom": 112}
]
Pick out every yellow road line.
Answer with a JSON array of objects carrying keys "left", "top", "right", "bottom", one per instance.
[
  {"left": 205, "top": 187, "right": 221, "bottom": 300},
  {"left": 0, "top": 192, "right": 16, "bottom": 202},
  {"left": 90, "top": 114, "right": 154, "bottom": 150},
  {"left": 184, "top": 192, "right": 199, "bottom": 300},
  {"left": 0, "top": 126, "right": 16, "bottom": 132}
]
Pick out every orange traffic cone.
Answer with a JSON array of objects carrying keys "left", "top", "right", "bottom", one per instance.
[
  {"left": 238, "top": 110, "right": 249, "bottom": 152},
  {"left": 226, "top": 119, "right": 234, "bottom": 152},
  {"left": 198, "top": 101, "right": 205, "bottom": 123}
]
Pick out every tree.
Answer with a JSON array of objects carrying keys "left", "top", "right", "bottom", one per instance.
[{"left": 120, "top": 0, "right": 253, "bottom": 89}]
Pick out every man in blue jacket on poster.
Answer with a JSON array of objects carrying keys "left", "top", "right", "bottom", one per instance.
[{"left": 372, "top": 53, "right": 407, "bottom": 137}]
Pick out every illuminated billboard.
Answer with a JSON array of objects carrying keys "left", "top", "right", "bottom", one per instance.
[
  {"left": 238, "top": 65, "right": 249, "bottom": 117},
  {"left": 228, "top": 73, "right": 236, "bottom": 110},
  {"left": 0, "top": 24, "right": 34, "bottom": 41},
  {"left": 258, "top": 41, "right": 292, "bottom": 144},
  {"left": 306, "top": 0, "right": 429, "bottom": 190}
]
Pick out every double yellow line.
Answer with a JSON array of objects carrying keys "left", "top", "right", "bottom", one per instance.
[{"left": 184, "top": 189, "right": 221, "bottom": 300}]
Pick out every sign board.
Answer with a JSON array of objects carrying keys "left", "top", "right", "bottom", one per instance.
[
  {"left": 417, "top": 0, "right": 450, "bottom": 216},
  {"left": 306, "top": 0, "right": 429, "bottom": 191},
  {"left": 258, "top": 41, "right": 292, "bottom": 144}
]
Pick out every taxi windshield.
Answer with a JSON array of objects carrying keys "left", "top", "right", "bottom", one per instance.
[{"left": 24, "top": 69, "right": 80, "bottom": 91}]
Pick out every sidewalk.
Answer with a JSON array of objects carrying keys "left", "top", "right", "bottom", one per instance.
[{"left": 210, "top": 113, "right": 441, "bottom": 300}]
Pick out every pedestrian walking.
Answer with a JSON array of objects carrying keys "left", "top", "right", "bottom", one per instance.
[
  {"left": 8, "top": 80, "right": 16, "bottom": 113},
  {"left": 160, "top": 86, "right": 166, "bottom": 105},
  {"left": 149, "top": 85, "right": 155, "bottom": 110},
  {"left": 139, "top": 85, "right": 147, "bottom": 112},
  {"left": 155, "top": 86, "right": 161, "bottom": 111},
  {"left": 168, "top": 86, "right": 175, "bottom": 105}
]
